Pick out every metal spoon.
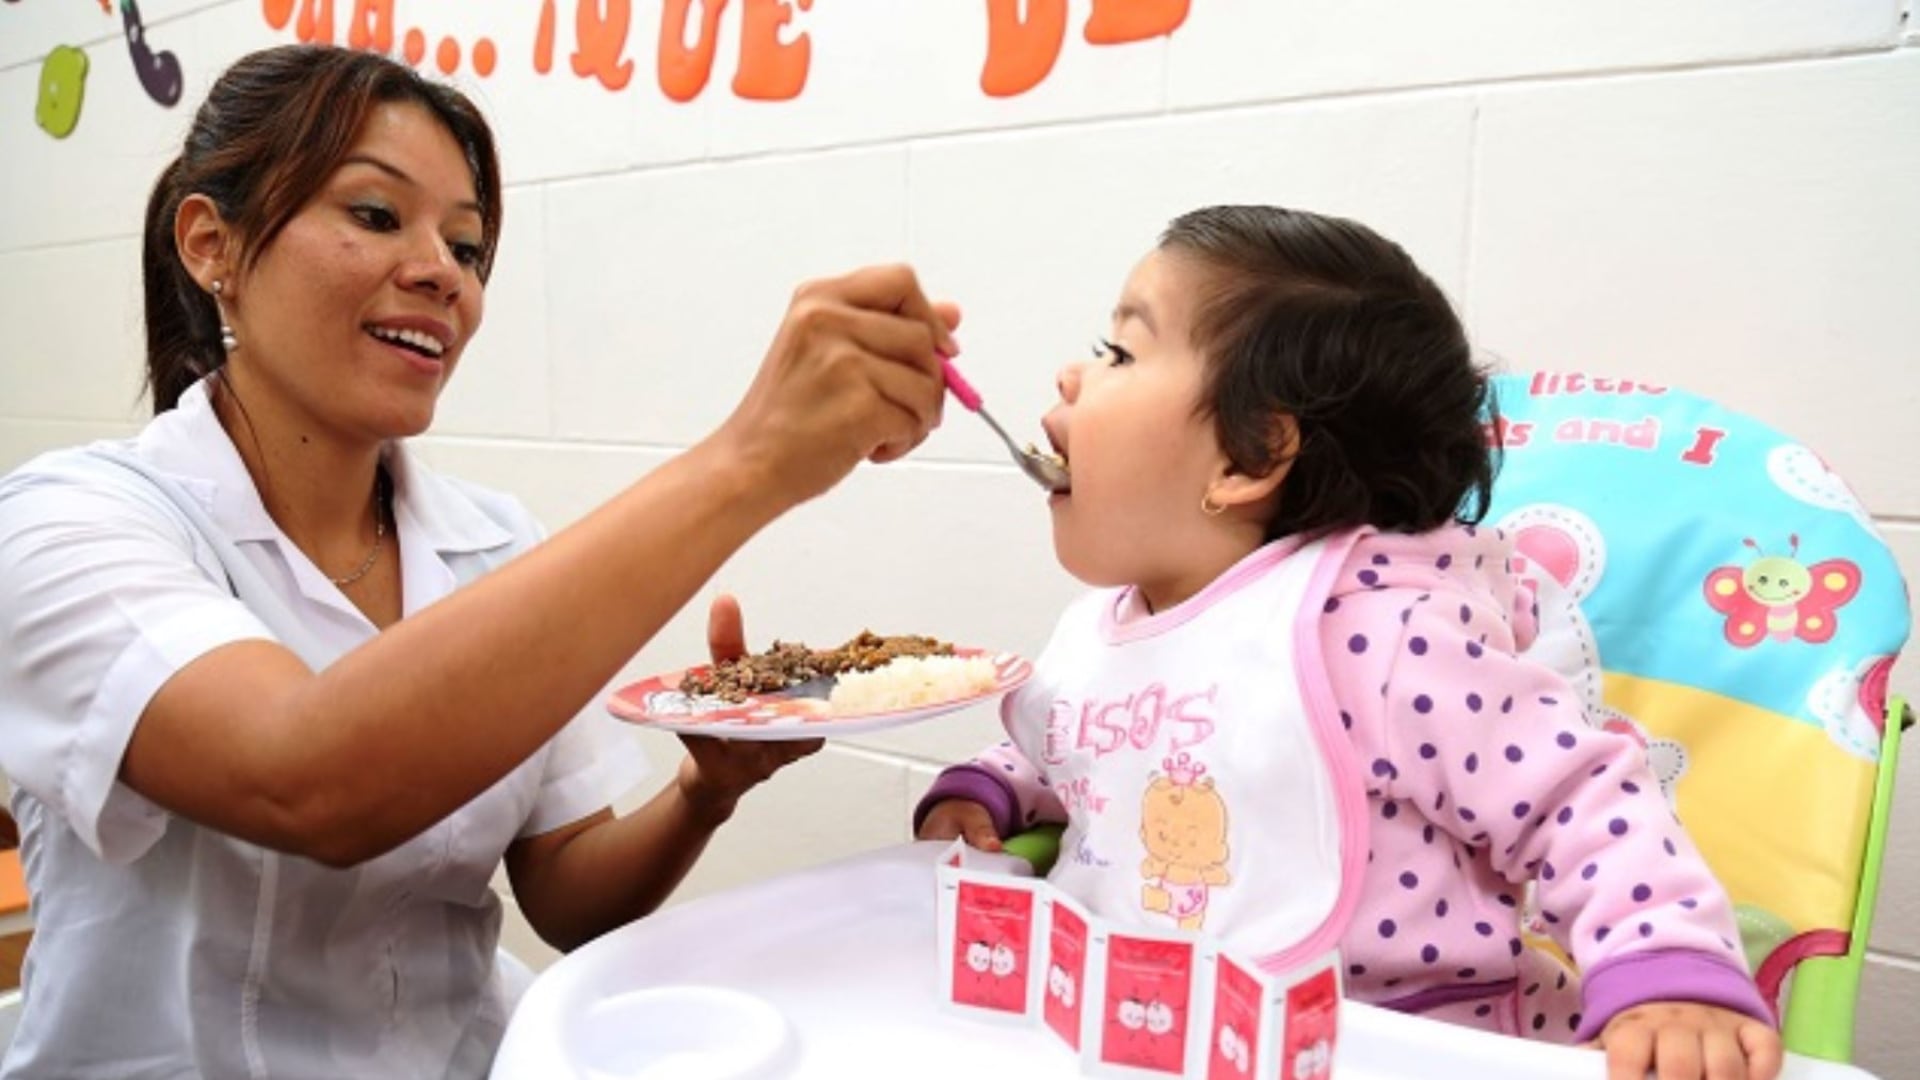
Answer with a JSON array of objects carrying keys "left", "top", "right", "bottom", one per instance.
[{"left": 939, "top": 357, "right": 1072, "bottom": 493}]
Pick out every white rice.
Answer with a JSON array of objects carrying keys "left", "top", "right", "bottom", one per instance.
[{"left": 828, "top": 654, "right": 998, "bottom": 714}]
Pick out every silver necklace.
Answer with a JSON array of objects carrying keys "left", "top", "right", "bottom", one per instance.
[{"left": 330, "top": 473, "right": 388, "bottom": 588}]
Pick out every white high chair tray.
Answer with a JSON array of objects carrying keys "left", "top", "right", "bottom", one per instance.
[{"left": 491, "top": 843, "right": 1879, "bottom": 1080}]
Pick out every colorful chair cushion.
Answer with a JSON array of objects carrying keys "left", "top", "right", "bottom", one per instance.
[{"left": 1480, "top": 371, "right": 1909, "bottom": 1009}]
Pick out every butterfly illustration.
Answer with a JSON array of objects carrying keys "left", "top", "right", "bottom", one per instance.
[{"left": 1703, "top": 535, "right": 1861, "bottom": 648}]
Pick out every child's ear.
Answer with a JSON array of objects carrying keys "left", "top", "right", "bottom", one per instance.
[{"left": 1206, "top": 416, "right": 1296, "bottom": 511}]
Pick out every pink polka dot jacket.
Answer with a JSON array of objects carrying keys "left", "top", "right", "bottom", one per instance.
[{"left": 915, "top": 524, "right": 1771, "bottom": 1043}]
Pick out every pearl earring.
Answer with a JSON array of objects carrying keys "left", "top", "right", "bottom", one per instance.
[{"left": 212, "top": 279, "right": 237, "bottom": 352}]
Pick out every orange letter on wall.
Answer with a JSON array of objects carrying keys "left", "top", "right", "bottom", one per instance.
[
  {"left": 733, "top": 0, "right": 811, "bottom": 101},
  {"left": 981, "top": 0, "right": 1067, "bottom": 98},
  {"left": 347, "top": 0, "right": 394, "bottom": 53},
  {"left": 659, "top": 0, "right": 731, "bottom": 103},
  {"left": 291, "top": 0, "right": 334, "bottom": 44},
  {"left": 1083, "top": 0, "right": 1188, "bottom": 44},
  {"left": 535, "top": 0, "right": 557, "bottom": 74},
  {"left": 572, "top": 0, "right": 636, "bottom": 90},
  {"left": 262, "top": 0, "right": 295, "bottom": 29}
]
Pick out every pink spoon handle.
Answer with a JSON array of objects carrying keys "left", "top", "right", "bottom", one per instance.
[{"left": 939, "top": 357, "right": 984, "bottom": 413}]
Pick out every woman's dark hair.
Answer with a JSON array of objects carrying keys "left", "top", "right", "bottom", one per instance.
[
  {"left": 1161, "top": 205, "right": 1496, "bottom": 539},
  {"left": 142, "top": 44, "right": 503, "bottom": 412}
]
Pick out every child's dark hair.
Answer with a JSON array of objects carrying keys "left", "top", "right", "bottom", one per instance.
[
  {"left": 1161, "top": 205, "right": 1496, "bottom": 540},
  {"left": 142, "top": 45, "right": 502, "bottom": 413}
]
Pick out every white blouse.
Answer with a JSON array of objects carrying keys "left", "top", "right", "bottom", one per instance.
[{"left": 0, "top": 380, "right": 646, "bottom": 1078}]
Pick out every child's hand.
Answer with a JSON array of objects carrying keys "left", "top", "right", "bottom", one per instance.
[
  {"left": 1593, "top": 1001, "right": 1781, "bottom": 1080},
  {"left": 916, "top": 799, "right": 1002, "bottom": 851}
]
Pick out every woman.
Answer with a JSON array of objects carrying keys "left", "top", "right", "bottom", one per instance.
[{"left": 0, "top": 45, "right": 956, "bottom": 1078}]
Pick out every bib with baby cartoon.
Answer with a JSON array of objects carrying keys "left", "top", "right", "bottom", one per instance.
[{"left": 1005, "top": 535, "right": 1370, "bottom": 973}]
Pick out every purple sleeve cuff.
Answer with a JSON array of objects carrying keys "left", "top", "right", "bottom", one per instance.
[
  {"left": 1574, "top": 949, "right": 1775, "bottom": 1042},
  {"left": 912, "top": 764, "right": 1021, "bottom": 839}
]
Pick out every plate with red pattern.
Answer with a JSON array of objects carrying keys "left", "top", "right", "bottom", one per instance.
[{"left": 607, "top": 646, "right": 1033, "bottom": 740}]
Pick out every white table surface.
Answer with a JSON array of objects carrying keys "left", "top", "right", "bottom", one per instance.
[{"left": 492, "top": 842, "right": 1879, "bottom": 1080}]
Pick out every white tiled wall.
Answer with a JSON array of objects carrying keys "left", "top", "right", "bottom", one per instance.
[{"left": 4, "top": 2, "right": 1917, "bottom": 1073}]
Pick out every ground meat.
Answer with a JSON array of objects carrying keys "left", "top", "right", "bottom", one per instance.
[{"left": 679, "top": 630, "right": 955, "bottom": 702}]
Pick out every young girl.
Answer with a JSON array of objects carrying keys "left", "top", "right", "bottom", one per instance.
[{"left": 917, "top": 206, "right": 1781, "bottom": 1080}]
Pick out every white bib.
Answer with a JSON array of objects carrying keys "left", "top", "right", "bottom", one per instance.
[{"left": 1006, "top": 536, "right": 1370, "bottom": 972}]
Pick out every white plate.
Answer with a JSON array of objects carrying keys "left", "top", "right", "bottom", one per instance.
[{"left": 607, "top": 648, "right": 1033, "bottom": 741}]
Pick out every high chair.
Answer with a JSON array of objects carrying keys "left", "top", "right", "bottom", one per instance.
[{"left": 1481, "top": 371, "right": 1911, "bottom": 1063}]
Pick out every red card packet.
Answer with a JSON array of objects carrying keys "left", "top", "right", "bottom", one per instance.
[
  {"left": 935, "top": 840, "right": 1048, "bottom": 1023},
  {"left": 1082, "top": 925, "right": 1202, "bottom": 1077},
  {"left": 1202, "top": 946, "right": 1342, "bottom": 1080},
  {"left": 1042, "top": 891, "right": 1093, "bottom": 1050}
]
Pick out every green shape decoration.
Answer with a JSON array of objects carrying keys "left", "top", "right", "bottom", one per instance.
[{"left": 37, "top": 45, "right": 89, "bottom": 139}]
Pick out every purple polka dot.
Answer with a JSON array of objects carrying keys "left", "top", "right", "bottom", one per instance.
[
  {"left": 1569, "top": 1013, "right": 1582, "bottom": 1032},
  {"left": 1556, "top": 807, "right": 1574, "bottom": 825},
  {"left": 1555, "top": 732, "right": 1577, "bottom": 749},
  {"left": 1348, "top": 634, "right": 1369, "bottom": 654},
  {"left": 1435, "top": 899, "right": 1449, "bottom": 917},
  {"left": 1505, "top": 744, "right": 1525, "bottom": 763},
  {"left": 1458, "top": 807, "right": 1477, "bottom": 822},
  {"left": 1590, "top": 763, "right": 1609, "bottom": 777},
  {"left": 1414, "top": 694, "right": 1433, "bottom": 713},
  {"left": 1434, "top": 792, "right": 1447, "bottom": 812},
  {"left": 1621, "top": 781, "right": 1641, "bottom": 795},
  {"left": 1421, "top": 944, "right": 1439, "bottom": 963},
  {"left": 1464, "top": 753, "right": 1479, "bottom": 773},
  {"left": 1458, "top": 967, "right": 1477, "bottom": 979},
  {"left": 1422, "top": 825, "right": 1435, "bottom": 844},
  {"left": 1378, "top": 919, "right": 1397, "bottom": 939},
  {"left": 1609, "top": 818, "right": 1628, "bottom": 836},
  {"left": 1581, "top": 863, "right": 1598, "bottom": 881},
  {"left": 1501, "top": 696, "right": 1514, "bottom": 713},
  {"left": 1474, "top": 921, "right": 1494, "bottom": 937},
  {"left": 1541, "top": 861, "right": 1556, "bottom": 881},
  {"left": 1400, "top": 608, "right": 1413, "bottom": 623},
  {"left": 1532, "top": 1014, "right": 1546, "bottom": 1032},
  {"left": 1419, "top": 743, "right": 1437, "bottom": 759},
  {"left": 1556, "top": 973, "right": 1567, "bottom": 990},
  {"left": 1399, "top": 871, "right": 1419, "bottom": 889},
  {"left": 1410, "top": 636, "right": 1429, "bottom": 655},
  {"left": 1509, "top": 938, "right": 1523, "bottom": 957},
  {"left": 1466, "top": 641, "right": 1484, "bottom": 659},
  {"left": 1496, "top": 893, "right": 1517, "bottom": 908},
  {"left": 1664, "top": 838, "right": 1678, "bottom": 856},
  {"left": 1512, "top": 801, "right": 1531, "bottom": 818},
  {"left": 1382, "top": 801, "right": 1400, "bottom": 819},
  {"left": 1324, "top": 598, "right": 1341, "bottom": 613},
  {"left": 1721, "top": 937, "right": 1735, "bottom": 950},
  {"left": 1467, "top": 693, "right": 1483, "bottom": 712},
  {"left": 1349, "top": 963, "right": 1367, "bottom": 976},
  {"left": 1539, "top": 695, "right": 1558, "bottom": 706},
  {"left": 1680, "top": 898, "right": 1699, "bottom": 910},
  {"left": 1459, "top": 604, "right": 1472, "bottom": 624},
  {"left": 1437, "top": 554, "right": 1453, "bottom": 570},
  {"left": 1341, "top": 711, "right": 1353, "bottom": 730},
  {"left": 1384, "top": 977, "right": 1402, "bottom": 988},
  {"left": 1001, "top": 762, "right": 1016, "bottom": 771},
  {"left": 1373, "top": 553, "right": 1390, "bottom": 566},
  {"left": 1358, "top": 569, "right": 1380, "bottom": 586},
  {"left": 1632, "top": 884, "right": 1652, "bottom": 902},
  {"left": 1639, "top": 923, "right": 1654, "bottom": 938},
  {"left": 1543, "top": 910, "right": 1561, "bottom": 925},
  {"left": 1595, "top": 926, "right": 1610, "bottom": 942},
  {"left": 1371, "top": 758, "right": 1395, "bottom": 778},
  {"left": 1474, "top": 1004, "right": 1492, "bottom": 1018},
  {"left": 1524, "top": 982, "right": 1540, "bottom": 997}
]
